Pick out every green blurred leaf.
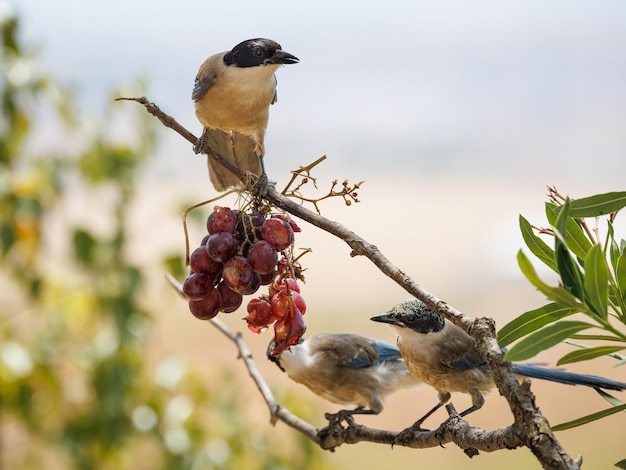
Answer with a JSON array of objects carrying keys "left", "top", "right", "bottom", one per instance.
[
  {"left": 504, "top": 321, "right": 593, "bottom": 362},
  {"left": 615, "top": 459, "right": 626, "bottom": 470},
  {"left": 72, "top": 229, "right": 96, "bottom": 265},
  {"left": 498, "top": 303, "right": 576, "bottom": 348},
  {"left": 519, "top": 214, "right": 557, "bottom": 272},
  {"left": 557, "top": 346, "right": 625, "bottom": 366},
  {"left": 551, "top": 403, "right": 626, "bottom": 431},
  {"left": 584, "top": 244, "right": 609, "bottom": 318},
  {"left": 566, "top": 191, "right": 626, "bottom": 218}
]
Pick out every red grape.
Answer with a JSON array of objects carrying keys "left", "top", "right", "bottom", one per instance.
[
  {"left": 207, "top": 206, "right": 236, "bottom": 234},
  {"left": 244, "top": 297, "right": 273, "bottom": 333},
  {"left": 183, "top": 272, "right": 215, "bottom": 301},
  {"left": 206, "top": 232, "right": 238, "bottom": 263},
  {"left": 217, "top": 281, "right": 243, "bottom": 313},
  {"left": 240, "top": 272, "right": 261, "bottom": 295},
  {"left": 190, "top": 245, "right": 222, "bottom": 275},
  {"left": 188, "top": 287, "right": 222, "bottom": 320},
  {"left": 261, "top": 218, "right": 294, "bottom": 251},
  {"left": 247, "top": 240, "right": 279, "bottom": 275},
  {"left": 222, "top": 255, "right": 254, "bottom": 293}
]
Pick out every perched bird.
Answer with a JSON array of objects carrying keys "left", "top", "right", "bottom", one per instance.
[
  {"left": 267, "top": 333, "right": 421, "bottom": 415},
  {"left": 192, "top": 38, "right": 299, "bottom": 191},
  {"left": 371, "top": 299, "right": 626, "bottom": 424}
]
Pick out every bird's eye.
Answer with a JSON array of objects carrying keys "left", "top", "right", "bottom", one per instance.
[{"left": 253, "top": 48, "right": 264, "bottom": 58}]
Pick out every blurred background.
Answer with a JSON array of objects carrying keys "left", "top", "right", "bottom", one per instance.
[{"left": 2, "top": 0, "right": 626, "bottom": 468}]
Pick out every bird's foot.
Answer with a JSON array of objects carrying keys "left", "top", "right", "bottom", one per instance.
[
  {"left": 393, "top": 419, "right": 430, "bottom": 447},
  {"left": 193, "top": 129, "right": 209, "bottom": 155},
  {"left": 317, "top": 410, "right": 356, "bottom": 448}
]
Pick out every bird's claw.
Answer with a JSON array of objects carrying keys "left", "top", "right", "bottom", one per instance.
[
  {"left": 193, "top": 131, "right": 209, "bottom": 155},
  {"left": 393, "top": 420, "right": 430, "bottom": 447}
]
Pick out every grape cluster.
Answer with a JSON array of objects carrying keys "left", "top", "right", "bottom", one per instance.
[{"left": 183, "top": 206, "right": 306, "bottom": 354}]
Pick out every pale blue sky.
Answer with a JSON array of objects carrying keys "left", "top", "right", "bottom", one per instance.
[{"left": 11, "top": 0, "right": 626, "bottom": 186}]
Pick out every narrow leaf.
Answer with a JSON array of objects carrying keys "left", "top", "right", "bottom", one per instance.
[
  {"left": 556, "top": 243, "right": 585, "bottom": 300},
  {"left": 546, "top": 202, "right": 593, "bottom": 260},
  {"left": 497, "top": 303, "right": 576, "bottom": 348},
  {"left": 567, "top": 191, "right": 626, "bottom": 218},
  {"left": 517, "top": 251, "right": 585, "bottom": 310},
  {"left": 504, "top": 321, "right": 593, "bottom": 362},
  {"left": 617, "top": 253, "right": 626, "bottom": 298},
  {"left": 551, "top": 403, "right": 626, "bottom": 431},
  {"left": 584, "top": 244, "right": 609, "bottom": 318},
  {"left": 519, "top": 214, "right": 557, "bottom": 272},
  {"left": 557, "top": 346, "right": 625, "bottom": 366},
  {"left": 596, "top": 388, "right": 625, "bottom": 407},
  {"left": 615, "top": 459, "right": 626, "bottom": 470}
]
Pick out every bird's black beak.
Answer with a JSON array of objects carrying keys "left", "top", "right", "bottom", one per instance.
[
  {"left": 266, "top": 339, "right": 285, "bottom": 372},
  {"left": 266, "top": 50, "right": 299, "bottom": 65},
  {"left": 370, "top": 313, "right": 405, "bottom": 327}
]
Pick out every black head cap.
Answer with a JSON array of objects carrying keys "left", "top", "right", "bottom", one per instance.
[
  {"left": 371, "top": 299, "right": 446, "bottom": 334},
  {"left": 224, "top": 38, "right": 299, "bottom": 67}
]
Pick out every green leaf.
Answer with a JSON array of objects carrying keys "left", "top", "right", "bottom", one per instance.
[
  {"left": 617, "top": 253, "right": 626, "bottom": 298},
  {"left": 555, "top": 242, "right": 585, "bottom": 300},
  {"left": 503, "top": 321, "right": 593, "bottom": 362},
  {"left": 517, "top": 250, "right": 585, "bottom": 310},
  {"left": 551, "top": 403, "right": 626, "bottom": 431},
  {"left": 553, "top": 199, "right": 586, "bottom": 300},
  {"left": 567, "top": 191, "right": 626, "bottom": 218},
  {"left": 615, "top": 459, "right": 626, "bottom": 470},
  {"left": 546, "top": 202, "right": 593, "bottom": 260},
  {"left": 497, "top": 303, "right": 576, "bottom": 348},
  {"left": 519, "top": 215, "right": 557, "bottom": 272},
  {"left": 569, "top": 334, "right": 625, "bottom": 342},
  {"left": 584, "top": 244, "right": 609, "bottom": 318},
  {"left": 557, "top": 346, "right": 625, "bottom": 366}
]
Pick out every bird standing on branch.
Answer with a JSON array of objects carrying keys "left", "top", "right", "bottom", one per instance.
[
  {"left": 268, "top": 333, "right": 421, "bottom": 415},
  {"left": 192, "top": 38, "right": 299, "bottom": 191},
  {"left": 371, "top": 299, "right": 626, "bottom": 428}
]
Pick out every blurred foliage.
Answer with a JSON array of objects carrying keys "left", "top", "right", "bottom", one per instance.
[
  {"left": 0, "top": 11, "right": 333, "bottom": 470},
  {"left": 498, "top": 187, "right": 626, "bottom": 431}
]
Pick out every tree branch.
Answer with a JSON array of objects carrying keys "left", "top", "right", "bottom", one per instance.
[{"left": 137, "top": 97, "right": 580, "bottom": 469}]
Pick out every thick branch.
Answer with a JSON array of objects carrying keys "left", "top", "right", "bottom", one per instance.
[{"left": 138, "top": 98, "right": 579, "bottom": 468}]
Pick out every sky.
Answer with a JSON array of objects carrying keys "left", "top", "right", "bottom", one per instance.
[{"left": 11, "top": 0, "right": 626, "bottom": 185}]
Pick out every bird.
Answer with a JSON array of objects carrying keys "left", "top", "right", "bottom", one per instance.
[
  {"left": 267, "top": 333, "right": 421, "bottom": 415},
  {"left": 192, "top": 38, "right": 299, "bottom": 191},
  {"left": 371, "top": 299, "right": 626, "bottom": 427}
]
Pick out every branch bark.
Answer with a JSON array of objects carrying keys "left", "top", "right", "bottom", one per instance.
[{"left": 139, "top": 97, "right": 580, "bottom": 469}]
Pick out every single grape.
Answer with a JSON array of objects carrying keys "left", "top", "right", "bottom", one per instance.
[
  {"left": 206, "top": 232, "right": 238, "bottom": 263},
  {"left": 190, "top": 245, "right": 222, "bottom": 275},
  {"left": 261, "top": 217, "right": 294, "bottom": 251},
  {"left": 247, "top": 240, "right": 279, "bottom": 275},
  {"left": 222, "top": 255, "right": 254, "bottom": 293},
  {"left": 217, "top": 281, "right": 243, "bottom": 313},
  {"left": 259, "top": 269, "right": 277, "bottom": 285},
  {"left": 207, "top": 206, "right": 236, "bottom": 234},
  {"left": 240, "top": 272, "right": 261, "bottom": 295},
  {"left": 244, "top": 297, "right": 273, "bottom": 333},
  {"left": 183, "top": 272, "right": 215, "bottom": 301},
  {"left": 188, "top": 287, "right": 222, "bottom": 320}
]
